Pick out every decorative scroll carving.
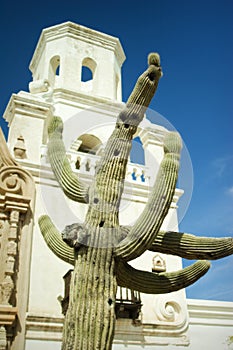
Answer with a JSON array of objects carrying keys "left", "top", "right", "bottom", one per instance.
[
  {"left": 153, "top": 296, "right": 188, "bottom": 333},
  {"left": 156, "top": 300, "right": 181, "bottom": 322},
  {"left": 0, "top": 167, "right": 33, "bottom": 198}
]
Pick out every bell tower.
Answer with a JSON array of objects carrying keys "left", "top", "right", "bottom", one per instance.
[
  {"left": 4, "top": 22, "right": 126, "bottom": 165},
  {"left": 29, "top": 21, "right": 125, "bottom": 100}
]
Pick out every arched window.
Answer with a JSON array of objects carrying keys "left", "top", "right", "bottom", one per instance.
[
  {"left": 81, "top": 57, "right": 97, "bottom": 92},
  {"left": 81, "top": 66, "right": 93, "bottom": 82},
  {"left": 77, "top": 134, "right": 102, "bottom": 155},
  {"left": 130, "top": 136, "right": 145, "bottom": 165},
  {"left": 55, "top": 64, "right": 60, "bottom": 76},
  {"left": 48, "top": 55, "right": 60, "bottom": 86}
]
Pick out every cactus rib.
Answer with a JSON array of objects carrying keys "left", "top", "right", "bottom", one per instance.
[
  {"left": 114, "top": 132, "right": 182, "bottom": 261},
  {"left": 149, "top": 231, "right": 233, "bottom": 260},
  {"left": 116, "top": 54, "right": 162, "bottom": 132},
  {"left": 116, "top": 260, "right": 210, "bottom": 294},
  {"left": 47, "top": 116, "right": 89, "bottom": 203}
]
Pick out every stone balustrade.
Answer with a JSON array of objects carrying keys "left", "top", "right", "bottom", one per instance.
[
  {"left": 41, "top": 146, "right": 150, "bottom": 185},
  {"left": 69, "top": 151, "right": 150, "bottom": 184}
]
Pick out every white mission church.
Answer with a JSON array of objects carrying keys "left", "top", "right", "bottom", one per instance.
[{"left": 0, "top": 21, "right": 232, "bottom": 350}]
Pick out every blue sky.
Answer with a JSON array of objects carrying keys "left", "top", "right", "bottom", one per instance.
[{"left": 0, "top": 0, "right": 232, "bottom": 301}]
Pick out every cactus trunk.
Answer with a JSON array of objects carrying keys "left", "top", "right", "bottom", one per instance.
[{"left": 62, "top": 246, "right": 117, "bottom": 350}]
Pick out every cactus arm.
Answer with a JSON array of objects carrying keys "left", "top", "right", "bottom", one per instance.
[
  {"left": 85, "top": 54, "right": 162, "bottom": 225},
  {"left": 114, "top": 132, "right": 182, "bottom": 261},
  {"left": 117, "top": 227, "right": 233, "bottom": 260},
  {"left": 149, "top": 231, "right": 233, "bottom": 260},
  {"left": 117, "top": 53, "right": 162, "bottom": 128},
  {"left": 116, "top": 260, "right": 210, "bottom": 294},
  {"left": 38, "top": 215, "right": 75, "bottom": 265},
  {"left": 47, "top": 116, "right": 89, "bottom": 204}
]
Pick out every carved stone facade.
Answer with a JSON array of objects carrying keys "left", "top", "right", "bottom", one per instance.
[{"left": 0, "top": 128, "right": 35, "bottom": 349}]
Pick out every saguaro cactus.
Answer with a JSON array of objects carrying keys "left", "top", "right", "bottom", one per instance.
[{"left": 39, "top": 53, "right": 233, "bottom": 350}]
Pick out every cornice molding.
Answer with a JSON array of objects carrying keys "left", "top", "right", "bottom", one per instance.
[
  {"left": 25, "top": 313, "right": 189, "bottom": 346},
  {"left": 187, "top": 299, "right": 233, "bottom": 327},
  {"left": 29, "top": 21, "right": 126, "bottom": 74},
  {"left": 3, "top": 93, "right": 53, "bottom": 125},
  {"left": 52, "top": 88, "right": 124, "bottom": 115},
  {"left": 0, "top": 306, "right": 17, "bottom": 326}
]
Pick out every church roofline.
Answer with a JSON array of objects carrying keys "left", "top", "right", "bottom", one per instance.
[{"left": 29, "top": 21, "right": 126, "bottom": 74}]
